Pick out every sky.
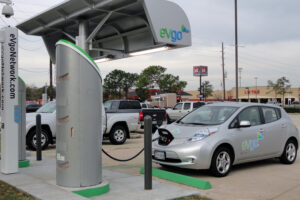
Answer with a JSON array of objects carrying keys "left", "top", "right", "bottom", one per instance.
[{"left": 1, "top": 0, "right": 300, "bottom": 91}]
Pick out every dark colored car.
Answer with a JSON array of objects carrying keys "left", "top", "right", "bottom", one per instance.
[{"left": 26, "top": 103, "right": 42, "bottom": 113}]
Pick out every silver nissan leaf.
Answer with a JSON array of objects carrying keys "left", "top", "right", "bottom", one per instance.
[{"left": 152, "top": 102, "right": 299, "bottom": 177}]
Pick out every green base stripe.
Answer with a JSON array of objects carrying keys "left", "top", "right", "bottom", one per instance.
[
  {"left": 140, "top": 167, "right": 212, "bottom": 190},
  {"left": 18, "top": 160, "right": 30, "bottom": 168},
  {"left": 72, "top": 184, "right": 109, "bottom": 198}
]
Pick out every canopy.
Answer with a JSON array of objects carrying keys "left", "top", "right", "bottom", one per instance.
[{"left": 17, "top": 0, "right": 192, "bottom": 63}]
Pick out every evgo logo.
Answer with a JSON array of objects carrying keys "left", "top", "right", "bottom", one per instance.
[{"left": 160, "top": 25, "right": 190, "bottom": 42}]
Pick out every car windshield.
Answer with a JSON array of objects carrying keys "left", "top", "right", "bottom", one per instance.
[
  {"left": 36, "top": 102, "right": 56, "bottom": 113},
  {"left": 178, "top": 106, "right": 238, "bottom": 125},
  {"left": 104, "top": 101, "right": 112, "bottom": 110}
]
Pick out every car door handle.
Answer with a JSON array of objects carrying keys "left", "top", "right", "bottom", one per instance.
[{"left": 281, "top": 124, "right": 287, "bottom": 128}]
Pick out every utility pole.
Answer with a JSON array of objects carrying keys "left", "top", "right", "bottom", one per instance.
[
  {"left": 222, "top": 42, "right": 226, "bottom": 101},
  {"left": 234, "top": 0, "right": 239, "bottom": 102},
  {"left": 238, "top": 67, "right": 243, "bottom": 88},
  {"left": 199, "top": 76, "right": 202, "bottom": 101},
  {"left": 49, "top": 59, "right": 53, "bottom": 101},
  {"left": 255, "top": 77, "right": 258, "bottom": 102}
]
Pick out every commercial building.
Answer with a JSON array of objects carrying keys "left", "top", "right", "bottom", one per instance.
[{"left": 187, "top": 86, "right": 300, "bottom": 104}]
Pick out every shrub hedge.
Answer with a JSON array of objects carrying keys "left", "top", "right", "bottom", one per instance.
[{"left": 284, "top": 107, "right": 300, "bottom": 113}]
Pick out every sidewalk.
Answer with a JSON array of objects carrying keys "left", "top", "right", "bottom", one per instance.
[{"left": 0, "top": 156, "right": 199, "bottom": 200}]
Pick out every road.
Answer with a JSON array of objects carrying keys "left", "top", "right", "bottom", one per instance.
[{"left": 39, "top": 114, "right": 300, "bottom": 200}]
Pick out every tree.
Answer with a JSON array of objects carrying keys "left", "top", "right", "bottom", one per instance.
[
  {"left": 121, "top": 72, "right": 139, "bottom": 99},
  {"left": 158, "top": 74, "right": 187, "bottom": 93},
  {"left": 136, "top": 65, "right": 166, "bottom": 88},
  {"left": 268, "top": 77, "right": 291, "bottom": 106},
  {"left": 277, "top": 77, "right": 291, "bottom": 106},
  {"left": 104, "top": 70, "right": 139, "bottom": 99},
  {"left": 25, "top": 85, "right": 56, "bottom": 101},
  {"left": 201, "top": 81, "right": 213, "bottom": 100},
  {"left": 267, "top": 80, "right": 280, "bottom": 99},
  {"left": 103, "top": 70, "right": 124, "bottom": 99},
  {"left": 136, "top": 87, "right": 150, "bottom": 102}
]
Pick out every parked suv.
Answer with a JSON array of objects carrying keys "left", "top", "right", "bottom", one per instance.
[{"left": 166, "top": 101, "right": 206, "bottom": 123}]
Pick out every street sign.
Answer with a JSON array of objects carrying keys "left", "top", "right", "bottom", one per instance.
[
  {"left": 193, "top": 66, "right": 208, "bottom": 76},
  {"left": 199, "top": 94, "right": 204, "bottom": 98}
]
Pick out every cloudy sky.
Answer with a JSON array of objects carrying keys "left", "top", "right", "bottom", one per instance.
[{"left": 2, "top": 0, "right": 300, "bottom": 91}]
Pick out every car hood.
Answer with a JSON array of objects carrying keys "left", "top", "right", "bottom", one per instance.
[
  {"left": 158, "top": 123, "right": 220, "bottom": 140},
  {"left": 26, "top": 112, "right": 53, "bottom": 123}
]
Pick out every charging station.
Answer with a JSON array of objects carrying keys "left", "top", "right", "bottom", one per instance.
[
  {"left": 56, "top": 40, "right": 103, "bottom": 187},
  {"left": 18, "top": 77, "right": 26, "bottom": 163},
  {"left": 17, "top": 0, "right": 191, "bottom": 188}
]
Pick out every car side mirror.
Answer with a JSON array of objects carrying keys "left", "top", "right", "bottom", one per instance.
[{"left": 239, "top": 121, "right": 251, "bottom": 128}]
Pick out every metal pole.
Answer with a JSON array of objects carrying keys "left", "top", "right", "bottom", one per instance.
[
  {"left": 144, "top": 116, "right": 152, "bottom": 190},
  {"left": 49, "top": 59, "right": 53, "bottom": 101},
  {"left": 78, "top": 20, "right": 89, "bottom": 52},
  {"left": 235, "top": 0, "right": 239, "bottom": 102},
  {"left": 222, "top": 42, "right": 226, "bottom": 101},
  {"left": 36, "top": 114, "right": 42, "bottom": 161},
  {"left": 255, "top": 77, "right": 258, "bottom": 102},
  {"left": 239, "top": 68, "right": 243, "bottom": 88},
  {"left": 200, "top": 76, "right": 202, "bottom": 101}
]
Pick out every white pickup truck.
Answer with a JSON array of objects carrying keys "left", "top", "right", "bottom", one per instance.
[
  {"left": 166, "top": 101, "right": 206, "bottom": 123},
  {"left": 25, "top": 100, "right": 142, "bottom": 150}
]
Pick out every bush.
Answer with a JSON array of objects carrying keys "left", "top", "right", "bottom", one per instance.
[{"left": 284, "top": 107, "right": 300, "bottom": 113}]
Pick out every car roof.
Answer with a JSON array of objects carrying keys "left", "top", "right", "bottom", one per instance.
[
  {"left": 204, "top": 102, "right": 281, "bottom": 109},
  {"left": 179, "top": 101, "right": 205, "bottom": 103}
]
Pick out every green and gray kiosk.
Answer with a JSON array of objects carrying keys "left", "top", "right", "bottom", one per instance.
[{"left": 17, "top": 0, "right": 191, "bottom": 188}]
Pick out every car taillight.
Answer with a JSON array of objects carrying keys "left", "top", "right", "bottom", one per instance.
[
  {"left": 138, "top": 112, "right": 143, "bottom": 123},
  {"left": 164, "top": 112, "right": 167, "bottom": 120}
]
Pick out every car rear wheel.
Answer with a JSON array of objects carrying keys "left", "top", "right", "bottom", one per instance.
[
  {"left": 27, "top": 128, "right": 50, "bottom": 150},
  {"left": 109, "top": 125, "right": 127, "bottom": 145},
  {"left": 280, "top": 140, "right": 297, "bottom": 164},
  {"left": 210, "top": 147, "right": 232, "bottom": 177}
]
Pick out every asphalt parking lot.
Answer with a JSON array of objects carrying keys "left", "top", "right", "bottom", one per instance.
[{"left": 39, "top": 114, "right": 300, "bottom": 200}]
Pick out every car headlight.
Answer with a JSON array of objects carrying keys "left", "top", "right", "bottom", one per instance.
[{"left": 186, "top": 128, "right": 218, "bottom": 143}]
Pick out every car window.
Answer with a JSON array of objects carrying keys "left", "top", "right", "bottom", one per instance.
[
  {"left": 262, "top": 107, "right": 279, "bottom": 123},
  {"left": 174, "top": 103, "right": 183, "bottom": 110},
  {"left": 184, "top": 103, "right": 191, "bottom": 110},
  {"left": 111, "top": 102, "right": 119, "bottom": 110},
  {"left": 104, "top": 101, "right": 112, "bottom": 110},
  {"left": 238, "top": 107, "right": 262, "bottom": 126},
  {"left": 179, "top": 106, "right": 238, "bottom": 125},
  {"left": 276, "top": 108, "right": 282, "bottom": 118},
  {"left": 37, "top": 102, "right": 56, "bottom": 113},
  {"left": 141, "top": 103, "right": 147, "bottom": 108},
  {"left": 119, "top": 101, "right": 141, "bottom": 109},
  {"left": 193, "top": 102, "right": 205, "bottom": 109}
]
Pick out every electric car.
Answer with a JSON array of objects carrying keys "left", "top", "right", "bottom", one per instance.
[{"left": 152, "top": 102, "right": 299, "bottom": 177}]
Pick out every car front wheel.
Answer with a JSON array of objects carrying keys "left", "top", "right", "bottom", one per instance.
[
  {"left": 210, "top": 147, "right": 232, "bottom": 177},
  {"left": 280, "top": 140, "right": 297, "bottom": 164},
  {"left": 27, "top": 129, "right": 50, "bottom": 150}
]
